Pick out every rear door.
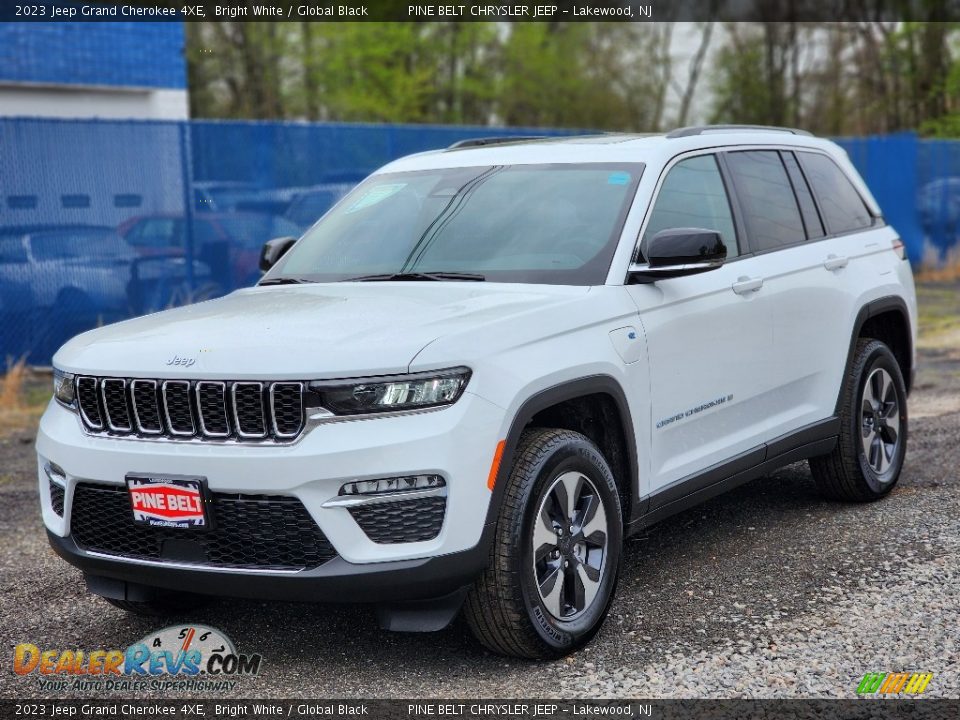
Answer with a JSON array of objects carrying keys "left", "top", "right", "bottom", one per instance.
[{"left": 722, "top": 148, "right": 878, "bottom": 437}]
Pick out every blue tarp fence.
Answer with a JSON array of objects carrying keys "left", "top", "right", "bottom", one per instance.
[{"left": 0, "top": 119, "right": 956, "bottom": 365}]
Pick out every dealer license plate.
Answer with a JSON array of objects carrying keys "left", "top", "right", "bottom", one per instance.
[{"left": 126, "top": 475, "right": 208, "bottom": 529}]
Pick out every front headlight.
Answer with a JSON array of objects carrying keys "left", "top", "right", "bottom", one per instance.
[
  {"left": 310, "top": 367, "right": 471, "bottom": 416},
  {"left": 53, "top": 368, "right": 76, "bottom": 408}
]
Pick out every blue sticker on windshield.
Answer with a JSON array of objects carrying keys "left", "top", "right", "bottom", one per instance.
[{"left": 607, "top": 172, "right": 630, "bottom": 186}]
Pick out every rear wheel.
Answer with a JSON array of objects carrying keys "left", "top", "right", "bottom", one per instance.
[
  {"left": 810, "top": 339, "right": 908, "bottom": 501},
  {"left": 465, "top": 428, "right": 622, "bottom": 658}
]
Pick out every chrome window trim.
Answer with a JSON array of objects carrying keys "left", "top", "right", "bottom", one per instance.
[
  {"left": 269, "top": 381, "right": 304, "bottom": 439},
  {"left": 100, "top": 378, "right": 132, "bottom": 432},
  {"left": 196, "top": 381, "right": 231, "bottom": 438},
  {"left": 161, "top": 380, "right": 196, "bottom": 436},
  {"left": 130, "top": 379, "right": 163, "bottom": 435},
  {"left": 627, "top": 261, "right": 720, "bottom": 276},
  {"left": 76, "top": 376, "right": 104, "bottom": 430},
  {"left": 232, "top": 382, "right": 267, "bottom": 439}
]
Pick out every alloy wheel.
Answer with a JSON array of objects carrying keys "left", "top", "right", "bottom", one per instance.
[
  {"left": 531, "top": 471, "right": 609, "bottom": 620},
  {"left": 860, "top": 367, "right": 901, "bottom": 475}
]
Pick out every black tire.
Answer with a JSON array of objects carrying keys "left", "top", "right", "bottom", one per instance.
[
  {"left": 810, "top": 338, "right": 908, "bottom": 502},
  {"left": 464, "top": 428, "right": 623, "bottom": 659},
  {"left": 103, "top": 593, "right": 210, "bottom": 617}
]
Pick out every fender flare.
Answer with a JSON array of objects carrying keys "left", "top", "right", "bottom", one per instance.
[
  {"left": 836, "top": 295, "right": 913, "bottom": 415},
  {"left": 476, "top": 375, "right": 643, "bottom": 556}
]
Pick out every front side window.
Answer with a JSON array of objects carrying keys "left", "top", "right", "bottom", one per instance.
[
  {"left": 798, "top": 152, "right": 874, "bottom": 234},
  {"left": 725, "top": 150, "right": 806, "bottom": 252},
  {"left": 642, "top": 154, "right": 738, "bottom": 258},
  {"left": 273, "top": 163, "right": 643, "bottom": 285}
]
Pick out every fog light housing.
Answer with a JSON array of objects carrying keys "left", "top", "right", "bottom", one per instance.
[{"left": 339, "top": 474, "right": 445, "bottom": 496}]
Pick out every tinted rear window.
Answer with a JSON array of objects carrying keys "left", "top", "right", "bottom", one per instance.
[{"left": 798, "top": 152, "right": 874, "bottom": 234}]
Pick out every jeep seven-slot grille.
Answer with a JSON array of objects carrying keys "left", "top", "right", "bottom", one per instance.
[{"left": 75, "top": 376, "right": 304, "bottom": 442}]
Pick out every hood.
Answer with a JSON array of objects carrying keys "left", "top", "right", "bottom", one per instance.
[{"left": 54, "top": 283, "right": 590, "bottom": 379}]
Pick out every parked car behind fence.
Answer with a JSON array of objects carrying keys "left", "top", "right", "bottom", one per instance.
[
  {"left": 119, "top": 212, "right": 299, "bottom": 292},
  {"left": 0, "top": 225, "right": 208, "bottom": 363}
]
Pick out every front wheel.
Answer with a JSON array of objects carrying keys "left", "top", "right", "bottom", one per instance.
[
  {"left": 810, "top": 339, "right": 908, "bottom": 501},
  {"left": 465, "top": 428, "right": 623, "bottom": 659}
]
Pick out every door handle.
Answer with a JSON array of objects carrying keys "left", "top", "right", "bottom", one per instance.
[
  {"left": 824, "top": 254, "right": 849, "bottom": 271},
  {"left": 732, "top": 276, "right": 763, "bottom": 295}
]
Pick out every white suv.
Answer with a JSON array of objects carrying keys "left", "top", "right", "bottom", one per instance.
[{"left": 38, "top": 126, "right": 917, "bottom": 658}]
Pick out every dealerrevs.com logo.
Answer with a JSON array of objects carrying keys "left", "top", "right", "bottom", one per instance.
[
  {"left": 13, "top": 624, "right": 261, "bottom": 692},
  {"left": 856, "top": 672, "right": 934, "bottom": 695}
]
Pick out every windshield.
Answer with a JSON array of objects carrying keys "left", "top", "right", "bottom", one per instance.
[
  {"left": 271, "top": 163, "right": 643, "bottom": 285},
  {"left": 285, "top": 185, "right": 355, "bottom": 227}
]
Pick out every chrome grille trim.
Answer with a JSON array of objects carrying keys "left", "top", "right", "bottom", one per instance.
[
  {"left": 130, "top": 379, "right": 163, "bottom": 435},
  {"left": 270, "top": 382, "right": 304, "bottom": 438},
  {"left": 161, "top": 380, "right": 196, "bottom": 436},
  {"left": 76, "top": 376, "right": 104, "bottom": 430},
  {"left": 196, "top": 381, "right": 230, "bottom": 438},
  {"left": 74, "top": 376, "right": 305, "bottom": 443},
  {"left": 100, "top": 378, "right": 132, "bottom": 432},
  {"left": 232, "top": 382, "right": 267, "bottom": 438}
]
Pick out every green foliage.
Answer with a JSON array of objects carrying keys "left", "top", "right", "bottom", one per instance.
[
  {"left": 708, "top": 35, "right": 772, "bottom": 125},
  {"left": 187, "top": 20, "right": 960, "bottom": 137},
  {"left": 187, "top": 21, "right": 673, "bottom": 131}
]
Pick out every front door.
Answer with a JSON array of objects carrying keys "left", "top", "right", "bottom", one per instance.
[{"left": 624, "top": 153, "right": 775, "bottom": 499}]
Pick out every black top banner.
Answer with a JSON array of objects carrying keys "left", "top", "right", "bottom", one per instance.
[{"left": 2, "top": 0, "right": 959, "bottom": 22}]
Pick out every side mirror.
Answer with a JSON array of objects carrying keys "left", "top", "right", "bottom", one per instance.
[
  {"left": 259, "top": 236, "right": 297, "bottom": 273},
  {"left": 629, "top": 228, "right": 726, "bottom": 282}
]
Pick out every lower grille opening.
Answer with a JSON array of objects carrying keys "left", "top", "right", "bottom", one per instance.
[
  {"left": 70, "top": 483, "right": 337, "bottom": 570},
  {"left": 49, "top": 479, "right": 65, "bottom": 516},
  {"left": 349, "top": 496, "right": 446, "bottom": 544}
]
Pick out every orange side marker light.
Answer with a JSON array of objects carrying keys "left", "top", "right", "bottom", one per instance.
[{"left": 487, "top": 440, "right": 506, "bottom": 491}]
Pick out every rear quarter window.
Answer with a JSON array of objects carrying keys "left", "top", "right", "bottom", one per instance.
[{"left": 798, "top": 152, "right": 874, "bottom": 234}]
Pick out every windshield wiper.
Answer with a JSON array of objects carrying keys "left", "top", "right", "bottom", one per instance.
[
  {"left": 343, "top": 271, "right": 486, "bottom": 282},
  {"left": 258, "top": 276, "right": 315, "bottom": 286}
]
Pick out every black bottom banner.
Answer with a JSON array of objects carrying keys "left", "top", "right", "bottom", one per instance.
[{"left": 2, "top": 699, "right": 957, "bottom": 720}]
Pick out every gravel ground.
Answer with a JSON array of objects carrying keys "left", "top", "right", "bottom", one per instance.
[{"left": 1, "top": 289, "right": 958, "bottom": 700}]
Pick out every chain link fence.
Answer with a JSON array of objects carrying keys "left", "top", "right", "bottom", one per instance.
[{"left": 0, "top": 120, "right": 956, "bottom": 365}]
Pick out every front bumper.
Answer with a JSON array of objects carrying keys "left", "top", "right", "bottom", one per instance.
[
  {"left": 37, "top": 390, "right": 506, "bottom": 597},
  {"left": 47, "top": 531, "right": 486, "bottom": 603}
]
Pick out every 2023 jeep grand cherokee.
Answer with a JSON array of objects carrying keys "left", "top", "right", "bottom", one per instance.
[{"left": 39, "top": 126, "right": 917, "bottom": 659}]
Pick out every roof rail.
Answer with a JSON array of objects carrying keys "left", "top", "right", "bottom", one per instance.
[
  {"left": 446, "top": 136, "right": 550, "bottom": 150},
  {"left": 666, "top": 124, "right": 813, "bottom": 139}
]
